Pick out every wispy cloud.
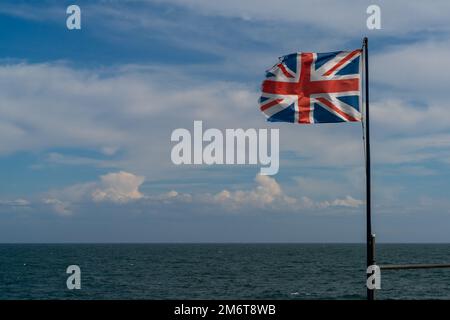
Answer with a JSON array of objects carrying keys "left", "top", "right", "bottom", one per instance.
[
  {"left": 0, "top": 199, "right": 30, "bottom": 207},
  {"left": 1, "top": 60, "right": 449, "bottom": 185}
]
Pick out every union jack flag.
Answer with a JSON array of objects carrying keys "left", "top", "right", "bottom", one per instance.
[{"left": 259, "top": 50, "right": 362, "bottom": 124}]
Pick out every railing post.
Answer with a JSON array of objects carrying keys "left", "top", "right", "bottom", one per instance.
[{"left": 367, "top": 233, "right": 376, "bottom": 300}]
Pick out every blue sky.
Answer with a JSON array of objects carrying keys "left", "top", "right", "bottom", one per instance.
[{"left": 1, "top": 0, "right": 450, "bottom": 242}]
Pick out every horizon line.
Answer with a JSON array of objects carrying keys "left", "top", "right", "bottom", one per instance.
[{"left": 2, "top": 241, "right": 450, "bottom": 245}]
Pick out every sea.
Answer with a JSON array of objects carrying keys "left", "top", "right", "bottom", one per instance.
[{"left": 1, "top": 243, "right": 450, "bottom": 300}]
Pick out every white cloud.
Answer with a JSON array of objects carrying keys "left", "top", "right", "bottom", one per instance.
[
  {"left": 1, "top": 19, "right": 450, "bottom": 207},
  {"left": 184, "top": 174, "right": 363, "bottom": 211},
  {"left": 209, "top": 174, "right": 363, "bottom": 211},
  {"left": 209, "top": 174, "right": 296, "bottom": 209},
  {"left": 156, "top": 0, "right": 450, "bottom": 36},
  {"left": 371, "top": 99, "right": 450, "bottom": 134},
  {"left": 41, "top": 172, "right": 363, "bottom": 215},
  {"left": 5, "top": 1, "right": 450, "bottom": 40},
  {"left": 372, "top": 41, "right": 450, "bottom": 96},
  {"left": 92, "top": 171, "right": 145, "bottom": 203},
  {"left": 1, "top": 53, "right": 449, "bottom": 178},
  {"left": 148, "top": 190, "right": 193, "bottom": 203},
  {"left": 0, "top": 199, "right": 30, "bottom": 207},
  {"left": 330, "top": 196, "right": 363, "bottom": 208},
  {"left": 43, "top": 171, "right": 145, "bottom": 214},
  {"left": 0, "top": 56, "right": 449, "bottom": 208},
  {"left": 0, "top": 63, "right": 262, "bottom": 177}
]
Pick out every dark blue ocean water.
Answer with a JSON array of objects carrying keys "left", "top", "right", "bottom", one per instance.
[{"left": 1, "top": 244, "right": 450, "bottom": 300}]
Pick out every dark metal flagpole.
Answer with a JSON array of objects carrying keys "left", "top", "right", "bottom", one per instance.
[{"left": 363, "top": 37, "right": 375, "bottom": 301}]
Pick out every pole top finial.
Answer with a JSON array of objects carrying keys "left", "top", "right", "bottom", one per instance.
[{"left": 363, "top": 37, "right": 368, "bottom": 47}]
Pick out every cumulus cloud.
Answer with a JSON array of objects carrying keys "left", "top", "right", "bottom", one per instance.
[
  {"left": 148, "top": 190, "right": 193, "bottom": 203},
  {"left": 203, "top": 175, "right": 364, "bottom": 211},
  {"left": 127, "top": 174, "right": 362, "bottom": 214},
  {"left": 41, "top": 172, "right": 362, "bottom": 215},
  {"left": 209, "top": 175, "right": 296, "bottom": 209},
  {"left": 175, "top": 174, "right": 363, "bottom": 211},
  {"left": 92, "top": 171, "right": 145, "bottom": 203},
  {"left": 42, "top": 171, "right": 145, "bottom": 214}
]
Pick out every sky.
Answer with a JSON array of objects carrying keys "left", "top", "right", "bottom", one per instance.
[{"left": 1, "top": 0, "right": 450, "bottom": 242}]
